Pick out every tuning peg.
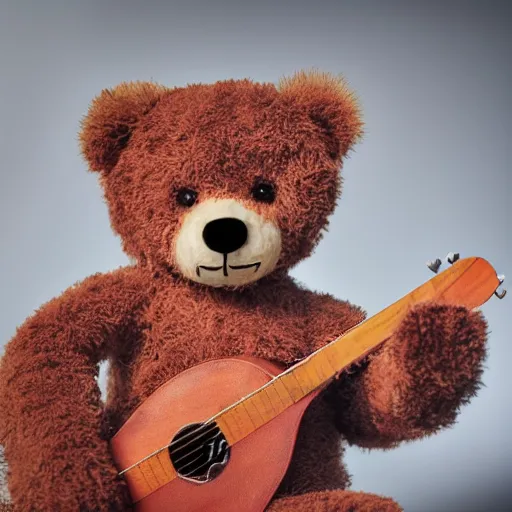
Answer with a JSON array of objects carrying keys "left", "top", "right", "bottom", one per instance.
[
  {"left": 495, "top": 288, "right": 507, "bottom": 299},
  {"left": 427, "top": 258, "right": 442, "bottom": 274},
  {"left": 495, "top": 274, "right": 507, "bottom": 299},
  {"left": 446, "top": 252, "right": 460, "bottom": 265}
]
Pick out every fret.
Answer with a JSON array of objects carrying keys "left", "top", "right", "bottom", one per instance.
[
  {"left": 291, "top": 363, "right": 320, "bottom": 393},
  {"left": 229, "top": 397, "right": 268, "bottom": 437},
  {"left": 270, "top": 376, "right": 297, "bottom": 406},
  {"left": 214, "top": 412, "right": 238, "bottom": 445},
  {"left": 262, "top": 386, "right": 282, "bottom": 416},
  {"left": 309, "top": 353, "right": 336, "bottom": 383},
  {"left": 123, "top": 449, "right": 175, "bottom": 502},
  {"left": 229, "top": 403, "right": 254, "bottom": 439},
  {"left": 124, "top": 465, "right": 148, "bottom": 499},
  {"left": 154, "top": 450, "right": 175, "bottom": 481},
  {"left": 262, "top": 381, "right": 288, "bottom": 413},
  {"left": 241, "top": 399, "right": 265, "bottom": 429},
  {"left": 249, "top": 388, "right": 275, "bottom": 421},
  {"left": 147, "top": 456, "right": 166, "bottom": 486},
  {"left": 129, "top": 464, "right": 157, "bottom": 500},
  {"left": 243, "top": 393, "right": 265, "bottom": 424},
  {"left": 279, "top": 371, "right": 309, "bottom": 402},
  {"left": 326, "top": 332, "right": 373, "bottom": 370},
  {"left": 290, "top": 365, "right": 313, "bottom": 393},
  {"left": 220, "top": 407, "right": 246, "bottom": 443},
  {"left": 326, "top": 340, "right": 352, "bottom": 370},
  {"left": 309, "top": 356, "right": 327, "bottom": 384},
  {"left": 139, "top": 461, "right": 160, "bottom": 489},
  {"left": 324, "top": 301, "right": 406, "bottom": 371},
  {"left": 307, "top": 361, "right": 326, "bottom": 388},
  {"left": 319, "top": 350, "right": 338, "bottom": 376},
  {"left": 324, "top": 344, "right": 346, "bottom": 372},
  {"left": 292, "top": 350, "right": 337, "bottom": 390}
]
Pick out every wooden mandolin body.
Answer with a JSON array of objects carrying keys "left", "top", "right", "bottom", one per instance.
[{"left": 111, "top": 357, "right": 321, "bottom": 512}]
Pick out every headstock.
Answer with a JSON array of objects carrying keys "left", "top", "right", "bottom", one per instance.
[{"left": 427, "top": 252, "right": 507, "bottom": 300}]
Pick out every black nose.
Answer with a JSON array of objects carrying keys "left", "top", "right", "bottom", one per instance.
[{"left": 202, "top": 217, "right": 248, "bottom": 254}]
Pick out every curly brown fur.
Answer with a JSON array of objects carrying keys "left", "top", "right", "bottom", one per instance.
[
  {"left": 78, "top": 71, "right": 362, "bottom": 271},
  {"left": 329, "top": 302, "right": 488, "bottom": 448},
  {"left": 0, "top": 71, "right": 489, "bottom": 511},
  {"left": 0, "top": 268, "right": 153, "bottom": 511}
]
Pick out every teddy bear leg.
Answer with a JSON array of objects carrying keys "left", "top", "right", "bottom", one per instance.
[{"left": 266, "top": 489, "right": 402, "bottom": 512}]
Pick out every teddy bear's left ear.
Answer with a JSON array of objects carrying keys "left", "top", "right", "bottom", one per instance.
[
  {"left": 278, "top": 70, "right": 363, "bottom": 160},
  {"left": 79, "top": 81, "right": 168, "bottom": 173}
]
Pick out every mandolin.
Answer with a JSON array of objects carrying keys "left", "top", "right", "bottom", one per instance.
[{"left": 110, "top": 256, "right": 506, "bottom": 511}]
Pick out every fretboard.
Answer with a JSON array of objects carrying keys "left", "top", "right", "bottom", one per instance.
[{"left": 212, "top": 256, "right": 498, "bottom": 445}]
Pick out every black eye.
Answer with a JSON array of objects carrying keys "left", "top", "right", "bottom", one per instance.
[
  {"left": 176, "top": 188, "right": 198, "bottom": 207},
  {"left": 251, "top": 181, "right": 276, "bottom": 203}
]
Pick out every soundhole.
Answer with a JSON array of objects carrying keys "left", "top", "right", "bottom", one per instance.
[{"left": 168, "top": 421, "right": 230, "bottom": 483}]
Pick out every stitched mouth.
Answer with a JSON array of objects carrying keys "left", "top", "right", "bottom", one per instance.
[{"left": 196, "top": 254, "right": 261, "bottom": 278}]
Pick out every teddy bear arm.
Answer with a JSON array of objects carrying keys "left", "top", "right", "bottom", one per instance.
[
  {"left": 0, "top": 266, "right": 151, "bottom": 510},
  {"left": 325, "top": 302, "right": 488, "bottom": 449}
]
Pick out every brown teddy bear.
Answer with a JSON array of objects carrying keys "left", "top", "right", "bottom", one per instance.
[{"left": 0, "top": 71, "right": 488, "bottom": 511}]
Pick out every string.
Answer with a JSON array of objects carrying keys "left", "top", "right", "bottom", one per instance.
[
  {"left": 169, "top": 424, "right": 220, "bottom": 457},
  {"left": 172, "top": 431, "right": 223, "bottom": 467}
]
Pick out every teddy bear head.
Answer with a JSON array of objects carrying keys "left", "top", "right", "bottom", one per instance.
[{"left": 79, "top": 71, "right": 363, "bottom": 288}]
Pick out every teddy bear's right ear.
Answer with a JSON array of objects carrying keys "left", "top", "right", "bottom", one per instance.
[
  {"left": 79, "top": 81, "right": 167, "bottom": 173},
  {"left": 278, "top": 70, "right": 363, "bottom": 160}
]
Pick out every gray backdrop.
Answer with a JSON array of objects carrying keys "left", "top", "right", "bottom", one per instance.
[{"left": 1, "top": 0, "right": 510, "bottom": 510}]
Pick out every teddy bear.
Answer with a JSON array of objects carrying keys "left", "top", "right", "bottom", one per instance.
[{"left": 0, "top": 70, "right": 488, "bottom": 511}]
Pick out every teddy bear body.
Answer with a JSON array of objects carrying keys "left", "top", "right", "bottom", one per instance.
[
  {"left": 105, "top": 270, "right": 362, "bottom": 496},
  {"left": 0, "top": 73, "right": 488, "bottom": 512}
]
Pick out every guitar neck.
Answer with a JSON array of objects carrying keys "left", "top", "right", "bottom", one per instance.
[{"left": 213, "top": 257, "right": 499, "bottom": 446}]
